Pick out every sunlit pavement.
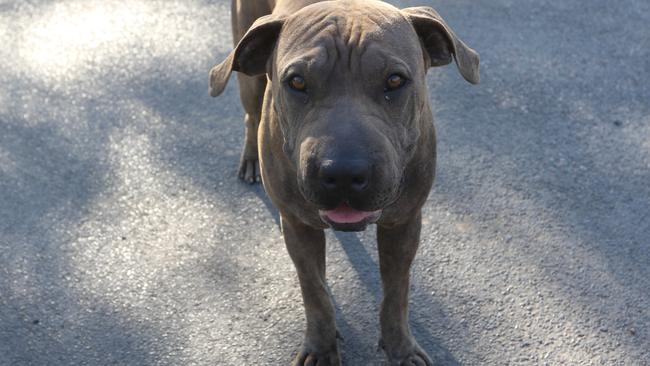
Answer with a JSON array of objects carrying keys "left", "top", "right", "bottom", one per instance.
[{"left": 1, "top": 1, "right": 649, "bottom": 365}]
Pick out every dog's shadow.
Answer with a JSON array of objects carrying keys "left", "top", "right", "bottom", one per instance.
[
  {"left": 333, "top": 231, "right": 460, "bottom": 365},
  {"left": 252, "top": 187, "right": 460, "bottom": 365}
]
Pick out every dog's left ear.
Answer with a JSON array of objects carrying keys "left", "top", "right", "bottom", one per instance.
[
  {"left": 209, "top": 14, "right": 285, "bottom": 97},
  {"left": 402, "top": 7, "right": 480, "bottom": 84}
]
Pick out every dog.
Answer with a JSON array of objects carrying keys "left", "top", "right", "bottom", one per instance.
[{"left": 209, "top": 0, "right": 479, "bottom": 364}]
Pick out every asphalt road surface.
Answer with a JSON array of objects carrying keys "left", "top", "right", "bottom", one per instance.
[{"left": 1, "top": 0, "right": 649, "bottom": 365}]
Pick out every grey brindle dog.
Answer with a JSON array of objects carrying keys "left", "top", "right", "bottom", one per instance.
[{"left": 209, "top": 0, "right": 479, "bottom": 364}]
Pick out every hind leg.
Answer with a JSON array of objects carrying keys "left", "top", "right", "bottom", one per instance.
[
  {"left": 231, "top": 0, "right": 271, "bottom": 183},
  {"left": 236, "top": 74, "right": 265, "bottom": 183}
]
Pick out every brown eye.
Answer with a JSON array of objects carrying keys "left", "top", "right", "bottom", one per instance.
[
  {"left": 289, "top": 75, "right": 306, "bottom": 91},
  {"left": 385, "top": 74, "right": 406, "bottom": 91}
]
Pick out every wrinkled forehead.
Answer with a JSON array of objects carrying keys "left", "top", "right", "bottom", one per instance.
[{"left": 275, "top": 2, "right": 423, "bottom": 74}]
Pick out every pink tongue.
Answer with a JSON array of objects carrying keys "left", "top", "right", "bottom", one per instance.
[{"left": 322, "top": 203, "right": 372, "bottom": 224}]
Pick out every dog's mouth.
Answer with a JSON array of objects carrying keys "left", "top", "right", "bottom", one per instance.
[{"left": 318, "top": 202, "right": 382, "bottom": 232}]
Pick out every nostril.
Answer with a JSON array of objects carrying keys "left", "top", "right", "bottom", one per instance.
[
  {"left": 322, "top": 176, "right": 337, "bottom": 189},
  {"left": 351, "top": 175, "right": 368, "bottom": 190},
  {"left": 318, "top": 159, "right": 370, "bottom": 192}
]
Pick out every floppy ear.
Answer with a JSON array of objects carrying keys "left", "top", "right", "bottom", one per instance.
[
  {"left": 209, "top": 14, "right": 285, "bottom": 97},
  {"left": 402, "top": 7, "right": 480, "bottom": 84}
]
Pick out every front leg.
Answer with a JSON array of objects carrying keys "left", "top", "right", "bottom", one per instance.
[
  {"left": 378, "top": 211, "right": 433, "bottom": 366},
  {"left": 281, "top": 214, "right": 341, "bottom": 366}
]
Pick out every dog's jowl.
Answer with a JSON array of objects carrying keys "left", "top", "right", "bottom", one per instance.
[{"left": 209, "top": 1, "right": 479, "bottom": 365}]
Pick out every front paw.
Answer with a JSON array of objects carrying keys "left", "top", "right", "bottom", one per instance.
[
  {"left": 292, "top": 344, "right": 341, "bottom": 366},
  {"left": 380, "top": 337, "right": 433, "bottom": 366}
]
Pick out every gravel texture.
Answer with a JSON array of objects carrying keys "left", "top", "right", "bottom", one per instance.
[{"left": 1, "top": 0, "right": 648, "bottom": 365}]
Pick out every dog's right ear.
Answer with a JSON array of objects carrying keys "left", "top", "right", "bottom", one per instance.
[{"left": 209, "top": 15, "right": 285, "bottom": 97}]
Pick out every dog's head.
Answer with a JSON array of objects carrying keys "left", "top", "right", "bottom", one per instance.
[{"left": 210, "top": 1, "right": 479, "bottom": 231}]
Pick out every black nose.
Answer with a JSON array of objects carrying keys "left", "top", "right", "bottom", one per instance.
[{"left": 319, "top": 159, "right": 370, "bottom": 194}]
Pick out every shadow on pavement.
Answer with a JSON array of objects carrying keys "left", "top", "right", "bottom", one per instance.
[
  {"left": 0, "top": 93, "right": 164, "bottom": 365},
  {"left": 334, "top": 231, "right": 461, "bottom": 365}
]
